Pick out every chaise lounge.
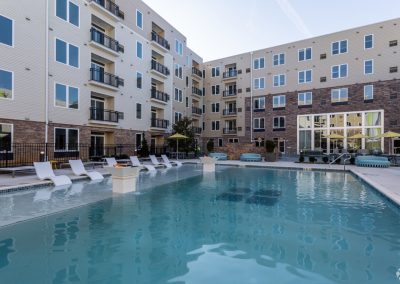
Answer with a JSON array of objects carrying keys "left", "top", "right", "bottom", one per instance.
[
  {"left": 240, "top": 153, "right": 262, "bottom": 162},
  {"left": 355, "top": 155, "right": 390, "bottom": 168},
  {"left": 209, "top": 152, "right": 228, "bottom": 160},
  {"left": 69, "top": 160, "right": 104, "bottom": 181},
  {"left": 34, "top": 162, "right": 72, "bottom": 186}
]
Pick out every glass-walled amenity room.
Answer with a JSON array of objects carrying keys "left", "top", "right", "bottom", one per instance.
[{"left": 297, "top": 110, "right": 384, "bottom": 154}]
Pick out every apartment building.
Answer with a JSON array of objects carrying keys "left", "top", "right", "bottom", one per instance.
[
  {"left": 203, "top": 18, "right": 400, "bottom": 155},
  {"left": 0, "top": 0, "right": 204, "bottom": 156}
]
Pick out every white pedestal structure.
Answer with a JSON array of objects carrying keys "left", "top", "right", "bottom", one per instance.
[
  {"left": 200, "top": 157, "right": 217, "bottom": 172},
  {"left": 106, "top": 167, "right": 141, "bottom": 194}
]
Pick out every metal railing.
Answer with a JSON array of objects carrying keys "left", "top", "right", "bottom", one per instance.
[
  {"left": 192, "top": 106, "right": 202, "bottom": 115},
  {"left": 223, "top": 128, "right": 237, "bottom": 134},
  {"left": 223, "top": 109, "right": 237, "bottom": 116},
  {"left": 223, "top": 90, "right": 237, "bottom": 97},
  {"left": 90, "top": 68, "right": 123, "bottom": 88},
  {"left": 192, "top": 67, "right": 202, "bottom": 78},
  {"left": 151, "top": 118, "right": 169, "bottom": 129},
  {"left": 223, "top": 70, "right": 237, "bottom": 79},
  {"left": 92, "top": 0, "right": 124, "bottom": 19},
  {"left": 192, "top": 127, "right": 202, "bottom": 134},
  {"left": 192, "top": 87, "right": 203, "bottom": 96},
  {"left": 151, "top": 89, "right": 169, "bottom": 103},
  {"left": 90, "top": 107, "right": 119, "bottom": 123},
  {"left": 151, "top": 60, "right": 170, "bottom": 76},
  {"left": 151, "top": 32, "right": 170, "bottom": 50},
  {"left": 90, "top": 28, "right": 122, "bottom": 53}
]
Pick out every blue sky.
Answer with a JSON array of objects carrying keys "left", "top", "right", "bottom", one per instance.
[{"left": 143, "top": 0, "right": 400, "bottom": 61}]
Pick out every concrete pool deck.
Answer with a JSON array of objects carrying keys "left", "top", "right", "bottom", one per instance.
[{"left": 0, "top": 160, "right": 399, "bottom": 206}]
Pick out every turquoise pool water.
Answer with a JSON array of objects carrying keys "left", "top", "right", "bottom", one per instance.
[{"left": 0, "top": 165, "right": 399, "bottom": 283}]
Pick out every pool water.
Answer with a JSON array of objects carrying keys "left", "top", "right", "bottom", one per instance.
[{"left": 0, "top": 165, "right": 400, "bottom": 283}]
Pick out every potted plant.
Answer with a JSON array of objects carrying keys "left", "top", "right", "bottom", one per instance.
[
  {"left": 265, "top": 140, "right": 277, "bottom": 162},
  {"left": 206, "top": 139, "right": 214, "bottom": 154}
]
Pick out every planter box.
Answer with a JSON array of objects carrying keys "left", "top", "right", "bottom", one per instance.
[{"left": 105, "top": 166, "right": 141, "bottom": 193}]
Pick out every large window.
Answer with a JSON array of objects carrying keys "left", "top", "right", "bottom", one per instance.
[
  {"left": 298, "top": 47, "right": 312, "bottom": 61},
  {"left": 174, "top": 112, "right": 182, "bottom": 123},
  {"left": 254, "top": 57, "right": 265, "bottom": 69},
  {"left": 174, "top": 88, "right": 183, "bottom": 102},
  {"left": 55, "top": 39, "right": 79, "bottom": 68},
  {"left": 298, "top": 70, "right": 312, "bottom": 84},
  {"left": 364, "top": 60, "right": 374, "bottom": 75},
  {"left": 364, "top": 85, "right": 373, "bottom": 100},
  {"left": 0, "top": 69, "right": 13, "bottom": 99},
  {"left": 136, "top": 72, "right": 142, "bottom": 89},
  {"left": 55, "top": 128, "right": 78, "bottom": 151},
  {"left": 175, "top": 64, "right": 183, "bottom": 79},
  {"left": 298, "top": 92, "right": 312, "bottom": 106},
  {"left": 273, "top": 95, "right": 286, "bottom": 108},
  {"left": 175, "top": 39, "right": 183, "bottom": 56},
  {"left": 136, "top": 10, "right": 143, "bottom": 29},
  {"left": 211, "top": 67, "right": 220, "bottom": 77},
  {"left": 273, "top": 117, "right": 285, "bottom": 129},
  {"left": 56, "top": 0, "right": 79, "bottom": 27},
  {"left": 0, "top": 15, "right": 13, "bottom": 46},
  {"left": 211, "top": 85, "right": 220, "bottom": 95},
  {"left": 136, "top": 41, "right": 143, "bottom": 59},
  {"left": 331, "top": 88, "right": 348, "bottom": 103},
  {"left": 254, "top": 77, "right": 265, "bottom": 89},
  {"left": 254, "top": 97, "right": 265, "bottom": 110},
  {"left": 273, "top": 74, "right": 285, "bottom": 87},
  {"left": 254, "top": 118, "right": 265, "bottom": 130},
  {"left": 55, "top": 83, "right": 78, "bottom": 109},
  {"left": 211, "top": 103, "right": 220, "bottom": 113},
  {"left": 332, "top": 64, "right": 348, "bottom": 79},
  {"left": 332, "top": 40, "right": 348, "bottom": 55},
  {"left": 273, "top": 53, "right": 285, "bottom": 66},
  {"left": 0, "top": 123, "right": 12, "bottom": 151},
  {"left": 211, "top": 121, "right": 220, "bottom": 131},
  {"left": 364, "top": 34, "right": 373, "bottom": 49}
]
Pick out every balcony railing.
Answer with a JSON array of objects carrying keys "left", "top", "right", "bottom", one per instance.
[
  {"left": 223, "top": 90, "right": 237, "bottom": 97},
  {"left": 92, "top": 0, "right": 124, "bottom": 19},
  {"left": 90, "top": 28, "right": 123, "bottom": 53},
  {"left": 192, "top": 127, "right": 202, "bottom": 134},
  {"left": 151, "top": 32, "right": 170, "bottom": 50},
  {"left": 90, "top": 68, "right": 124, "bottom": 88},
  {"left": 151, "top": 89, "right": 169, "bottom": 103},
  {"left": 223, "top": 70, "right": 237, "bottom": 79},
  {"left": 192, "top": 67, "right": 202, "bottom": 78},
  {"left": 223, "top": 128, "right": 237, "bottom": 134},
  {"left": 151, "top": 118, "right": 169, "bottom": 129},
  {"left": 90, "top": 107, "right": 119, "bottom": 123},
  {"left": 192, "top": 106, "right": 202, "bottom": 115},
  {"left": 151, "top": 60, "right": 170, "bottom": 76},
  {"left": 192, "top": 87, "right": 203, "bottom": 96},
  {"left": 223, "top": 109, "right": 237, "bottom": 116}
]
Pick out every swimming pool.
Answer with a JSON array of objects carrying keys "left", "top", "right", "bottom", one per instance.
[{"left": 0, "top": 165, "right": 399, "bottom": 283}]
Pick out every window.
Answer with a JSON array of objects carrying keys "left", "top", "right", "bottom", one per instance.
[
  {"left": 298, "top": 92, "right": 312, "bottom": 106},
  {"left": 136, "top": 41, "right": 143, "bottom": 59},
  {"left": 331, "top": 64, "right": 348, "bottom": 79},
  {"left": 364, "top": 60, "right": 373, "bottom": 75},
  {"left": 254, "top": 118, "right": 265, "bottom": 130},
  {"left": 364, "top": 85, "right": 374, "bottom": 100},
  {"left": 55, "top": 83, "right": 78, "bottom": 109},
  {"left": 175, "top": 39, "right": 183, "bottom": 56},
  {"left": 55, "top": 128, "right": 79, "bottom": 151},
  {"left": 254, "top": 77, "right": 265, "bottom": 89},
  {"left": 136, "top": 72, "right": 142, "bottom": 89},
  {"left": 298, "top": 47, "right": 312, "bottom": 61},
  {"left": 273, "top": 117, "right": 285, "bottom": 129},
  {"left": 0, "top": 123, "right": 12, "bottom": 151},
  {"left": 136, "top": 10, "right": 143, "bottom": 29},
  {"left": 331, "top": 88, "right": 348, "bottom": 103},
  {"left": 0, "top": 69, "right": 13, "bottom": 99},
  {"left": 211, "top": 121, "right": 220, "bottom": 131},
  {"left": 55, "top": 39, "right": 79, "bottom": 68},
  {"left": 174, "top": 88, "right": 183, "bottom": 102},
  {"left": 228, "top": 138, "right": 239, "bottom": 143},
  {"left": 185, "top": 97, "right": 189, "bottom": 107},
  {"left": 273, "top": 53, "right": 285, "bottom": 66},
  {"left": 0, "top": 15, "right": 13, "bottom": 46},
  {"left": 136, "top": 103, "right": 142, "bottom": 119},
  {"left": 273, "top": 74, "right": 285, "bottom": 87},
  {"left": 174, "top": 64, "right": 183, "bottom": 79},
  {"left": 218, "top": 138, "right": 223, "bottom": 147},
  {"left": 254, "top": 97, "right": 265, "bottom": 110},
  {"left": 364, "top": 34, "right": 373, "bottom": 49},
  {"left": 273, "top": 95, "right": 286, "bottom": 108},
  {"left": 211, "top": 85, "right": 220, "bottom": 95},
  {"left": 298, "top": 70, "right": 312, "bottom": 84},
  {"left": 211, "top": 103, "right": 220, "bottom": 113},
  {"left": 174, "top": 112, "right": 182, "bottom": 123},
  {"left": 56, "top": 0, "right": 79, "bottom": 27},
  {"left": 332, "top": 40, "right": 348, "bottom": 55},
  {"left": 211, "top": 67, "right": 220, "bottom": 77},
  {"left": 254, "top": 57, "right": 265, "bottom": 69}
]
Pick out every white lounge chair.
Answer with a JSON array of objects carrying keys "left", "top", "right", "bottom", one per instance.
[
  {"left": 34, "top": 162, "right": 72, "bottom": 186},
  {"left": 105, "top": 157, "right": 117, "bottom": 167},
  {"left": 129, "top": 156, "right": 157, "bottom": 172},
  {"left": 149, "top": 155, "right": 172, "bottom": 168},
  {"left": 161, "top": 155, "right": 183, "bottom": 167},
  {"left": 69, "top": 160, "right": 104, "bottom": 181}
]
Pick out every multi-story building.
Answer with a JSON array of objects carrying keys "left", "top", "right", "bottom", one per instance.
[
  {"left": 203, "top": 18, "right": 400, "bottom": 155},
  {"left": 0, "top": 0, "right": 204, "bottom": 157}
]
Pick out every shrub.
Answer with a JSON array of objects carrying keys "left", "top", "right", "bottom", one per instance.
[
  {"left": 309, "top": 156, "right": 316, "bottom": 163},
  {"left": 206, "top": 139, "right": 214, "bottom": 153},
  {"left": 299, "top": 156, "right": 305, "bottom": 163},
  {"left": 322, "top": 156, "right": 329, "bottom": 163},
  {"left": 350, "top": 157, "right": 355, "bottom": 165},
  {"left": 265, "top": 140, "right": 276, "bottom": 153},
  {"left": 335, "top": 158, "right": 341, "bottom": 164}
]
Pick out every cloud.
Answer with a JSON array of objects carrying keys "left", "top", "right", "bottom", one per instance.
[{"left": 274, "top": 0, "right": 313, "bottom": 37}]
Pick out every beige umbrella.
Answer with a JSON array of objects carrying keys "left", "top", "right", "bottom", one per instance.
[
  {"left": 324, "top": 134, "right": 344, "bottom": 150},
  {"left": 348, "top": 133, "right": 369, "bottom": 150},
  {"left": 168, "top": 133, "right": 188, "bottom": 160},
  {"left": 374, "top": 131, "right": 400, "bottom": 154}
]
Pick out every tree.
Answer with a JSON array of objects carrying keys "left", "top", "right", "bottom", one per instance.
[
  {"left": 169, "top": 117, "right": 195, "bottom": 153},
  {"left": 207, "top": 139, "right": 214, "bottom": 153},
  {"left": 139, "top": 133, "right": 149, "bottom": 157}
]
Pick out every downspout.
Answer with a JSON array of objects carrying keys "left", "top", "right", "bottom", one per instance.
[
  {"left": 45, "top": 0, "right": 49, "bottom": 143},
  {"left": 250, "top": 51, "right": 253, "bottom": 142}
]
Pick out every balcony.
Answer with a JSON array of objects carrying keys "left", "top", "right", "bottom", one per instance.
[
  {"left": 222, "top": 109, "right": 237, "bottom": 116},
  {"left": 192, "top": 127, "right": 202, "bottom": 134},
  {"left": 192, "top": 67, "right": 202, "bottom": 78},
  {"left": 223, "top": 70, "right": 237, "bottom": 80},
  {"left": 223, "top": 128, "right": 237, "bottom": 135},
  {"left": 151, "top": 118, "right": 169, "bottom": 129},
  {"left": 192, "top": 106, "right": 202, "bottom": 116},
  {"left": 90, "top": 28, "right": 123, "bottom": 56},
  {"left": 222, "top": 90, "right": 237, "bottom": 98},
  {"left": 90, "top": 0, "right": 124, "bottom": 20},
  {"left": 151, "top": 60, "right": 170, "bottom": 77},
  {"left": 151, "top": 89, "right": 169, "bottom": 103},
  {"left": 192, "top": 87, "right": 203, "bottom": 97},
  {"left": 89, "top": 107, "right": 119, "bottom": 123},
  {"left": 89, "top": 68, "right": 124, "bottom": 91},
  {"left": 151, "top": 32, "right": 170, "bottom": 51}
]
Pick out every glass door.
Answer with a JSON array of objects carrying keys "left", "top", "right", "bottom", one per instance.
[
  {"left": 90, "top": 134, "right": 105, "bottom": 157},
  {"left": 91, "top": 98, "right": 105, "bottom": 121},
  {"left": 91, "top": 61, "right": 105, "bottom": 82}
]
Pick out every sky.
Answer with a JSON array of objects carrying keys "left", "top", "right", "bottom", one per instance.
[{"left": 142, "top": 0, "right": 400, "bottom": 62}]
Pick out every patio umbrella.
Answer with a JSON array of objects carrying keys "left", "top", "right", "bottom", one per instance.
[
  {"left": 324, "top": 134, "right": 344, "bottom": 150},
  {"left": 374, "top": 131, "right": 400, "bottom": 154},
  {"left": 348, "top": 133, "right": 370, "bottom": 150},
  {"left": 168, "top": 133, "right": 188, "bottom": 160}
]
